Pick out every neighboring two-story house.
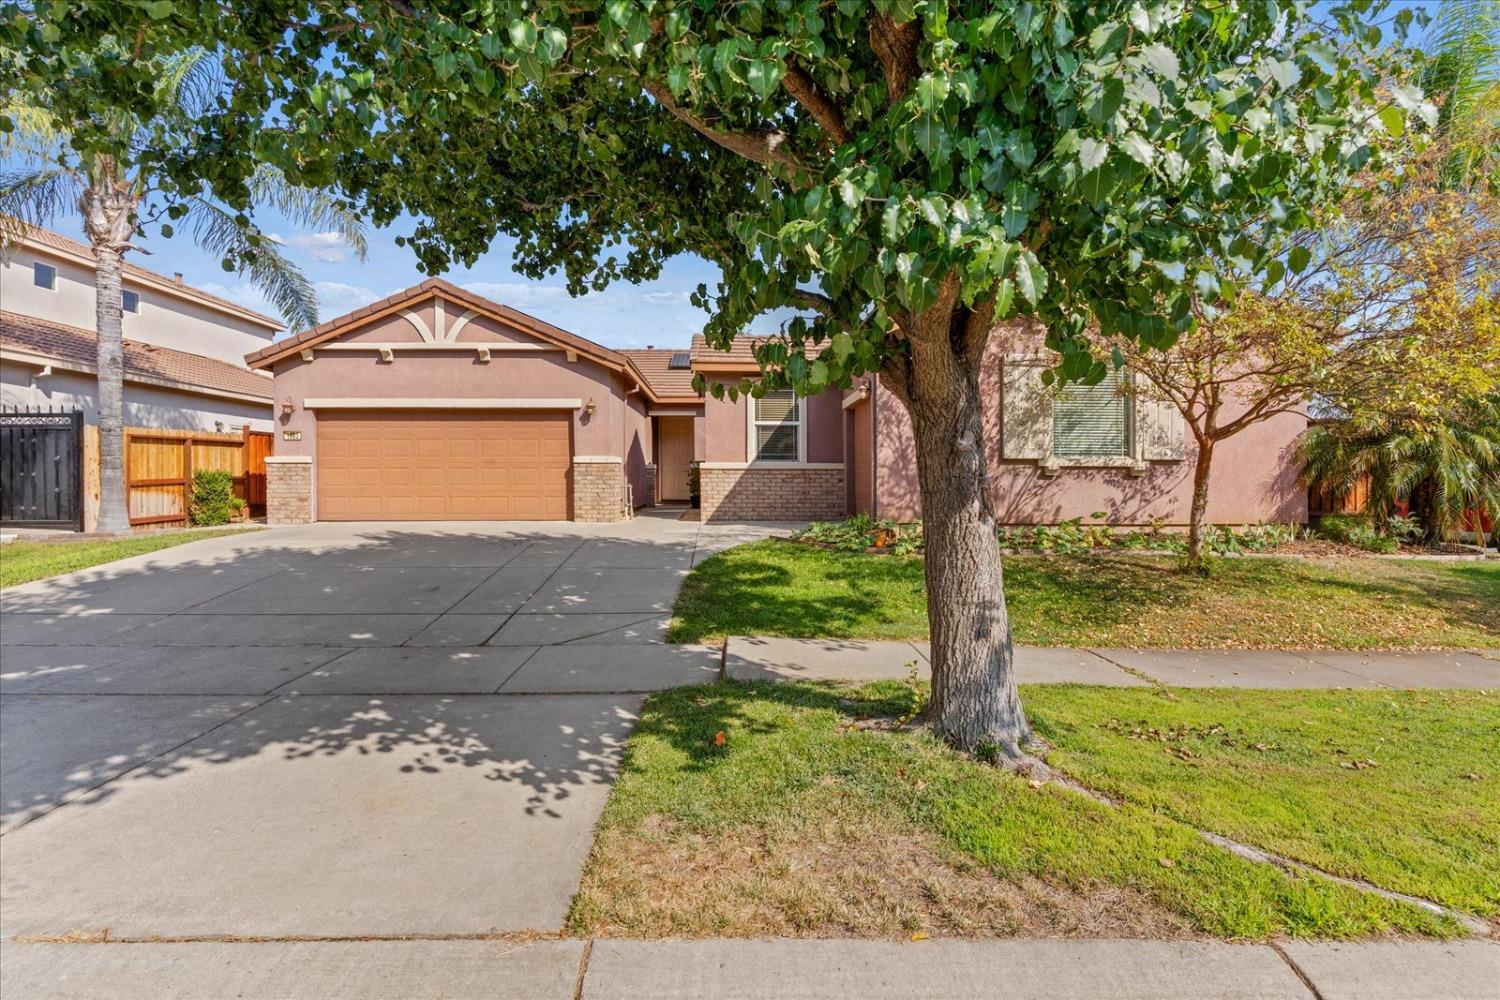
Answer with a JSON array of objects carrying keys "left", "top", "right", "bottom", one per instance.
[{"left": 2, "top": 222, "right": 279, "bottom": 530}]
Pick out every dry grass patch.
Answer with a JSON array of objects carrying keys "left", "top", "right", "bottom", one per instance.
[{"left": 573, "top": 813, "right": 1193, "bottom": 940}]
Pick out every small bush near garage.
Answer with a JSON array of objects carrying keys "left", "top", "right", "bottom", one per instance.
[{"left": 189, "top": 469, "right": 246, "bottom": 526}]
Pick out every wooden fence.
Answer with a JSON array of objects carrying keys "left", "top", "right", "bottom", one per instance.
[
  {"left": 125, "top": 426, "right": 272, "bottom": 528},
  {"left": 1307, "top": 475, "right": 1371, "bottom": 518}
]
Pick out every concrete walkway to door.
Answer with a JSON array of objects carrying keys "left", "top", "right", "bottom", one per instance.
[{"left": 0, "top": 512, "right": 795, "bottom": 946}]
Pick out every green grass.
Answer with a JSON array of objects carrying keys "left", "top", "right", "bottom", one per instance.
[
  {"left": 0, "top": 528, "right": 260, "bottom": 587},
  {"left": 573, "top": 681, "right": 1481, "bottom": 939},
  {"left": 668, "top": 541, "right": 1500, "bottom": 649},
  {"left": 1025, "top": 686, "right": 1500, "bottom": 918}
]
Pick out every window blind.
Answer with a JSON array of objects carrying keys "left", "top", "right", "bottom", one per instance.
[{"left": 1052, "top": 369, "right": 1131, "bottom": 458}]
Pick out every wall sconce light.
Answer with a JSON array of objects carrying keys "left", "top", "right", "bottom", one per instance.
[
  {"left": 281, "top": 397, "right": 294, "bottom": 416},
  {"left": 584, "top": 398, "right": 597, "bottom": 416}
]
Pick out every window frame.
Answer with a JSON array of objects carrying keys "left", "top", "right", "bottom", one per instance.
[
  {"left": 122, "top": 289, "right": 141, "bottom": 314},
  {"left": 32, "top": 261, "right": 57, "bottom": 290},
  {"left": 1049, "top": 368, "right": 1135, "bottom": 461},
  {"left": 746, "top": 388, "right": 805, "bottom": 464}
]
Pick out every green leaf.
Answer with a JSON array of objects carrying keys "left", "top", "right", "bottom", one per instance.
[
  {"left": 1288, "top": 245, "right": 1311, "bottom": 275},
  {"left": 1084, "top": 78, "right": 1124, "bottom": 125},
  {"left": 1015, "top": 249, "right": 1047, "bottom": 305},
  {"left": 1119, "top": 133, "right": 1154, "bottom": 167},
  {"left": 144, "top": 0, "right": 174, "bottom": 18},
  {"left": 1078, "top": 137, "right": 1108, "bottom": 171},
  {"left": 745, "top": 59, "right": 783, "bottom": 100},
  {"left": 993, "top": 278, "right": 1015, "bottom": 317},
  {"left": 1139, "top": 43, "right": 1180, "bottom": 81},
  {"left": 1377, "top": 105, "right": 1404, "bottom": 138},
  {"left": 509, "top": 18, "right": 537, "bottom": 51},
  {"left": 914, "top": 74, "right": 949, "bottom": 112}
]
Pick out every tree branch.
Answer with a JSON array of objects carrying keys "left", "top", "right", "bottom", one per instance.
[
  {"left": 780, "top": 57, "right": 852, "bottom": 145},
  {"left": 643, "top": 81, "right": 811, "bottom": 182},
  {"left": 792, "top": 288, "right": 835, "bottom": 314},
  {"left": 868, "top": 13, "right": 921, "bottom": 102}
]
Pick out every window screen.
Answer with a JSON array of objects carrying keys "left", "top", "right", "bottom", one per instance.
[
  {"left": 753, "top": 389, "right": 800, "bottom": 462},
  {"left": 122, "top": 290, "right": 140, "bottom": 313},
  {"left": 33, "top": 262, "right": 56, "bottom": 290},
  {"left": 1052, "top": 369, "right": 1131, "bottom": 458}
]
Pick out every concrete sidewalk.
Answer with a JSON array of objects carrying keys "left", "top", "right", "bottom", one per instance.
[
  {"left": 3, "top": 937, "right": 1495, "bottom": 999},
  {"left": 725, "top": 638, "right": 1500, "bottom": 689}
]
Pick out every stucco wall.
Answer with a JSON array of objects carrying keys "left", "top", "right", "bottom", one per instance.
[
  {"left": 1, "top": 360, "right": 272, "bottom": 432},
  {"left": 699, "top": 381, "right": 846, "bottom": 465},
  {"left": 871, "top": 335, "right": 1308, "bottom": 526},
  {"left": 1, "top": 248, "right": 278, "bottom": 365},
  {"left": 623, "top": 391, "right": 651, "bottom": 508}
]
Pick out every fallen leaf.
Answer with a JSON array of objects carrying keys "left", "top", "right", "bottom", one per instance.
[
  {"left": 910, "top": 931, "right": 929, "bottom": 942},
  {"left": 1158, "top": 858, "right": 1175, "bottom": 868}
]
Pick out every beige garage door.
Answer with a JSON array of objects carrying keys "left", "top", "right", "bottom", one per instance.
[{"left": 317, "top": 410, "right": 571, "bottom": 520}]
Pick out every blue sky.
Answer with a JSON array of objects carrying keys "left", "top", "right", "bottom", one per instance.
[{"left": 120, "top": 212, "right": 727, "bottom": 349}]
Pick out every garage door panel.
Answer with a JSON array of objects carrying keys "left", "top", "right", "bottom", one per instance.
[{"left": 316, "top": 410, "right": 573, "bottom": 520}]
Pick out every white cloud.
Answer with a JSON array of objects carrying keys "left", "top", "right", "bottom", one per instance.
[
  {"left": 287, "top": 231, "right": 354, "bottom": 263},
  {"left": 314, "top": 281, "right": 388, "bottom": 316},
  {"left": 641, "top": 290, "right": 692, "bottom": 304},
  {"left": 195, "top": 281, "right": 276, "bottom": 316},
  {"left": 460, "top": 281, "right": 570, "bottom": 306}
]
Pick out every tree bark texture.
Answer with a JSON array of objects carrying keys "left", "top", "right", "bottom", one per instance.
[
  {"left": 79, "top": 175, "right": 138, "bottom": 535},
  {"left": 1186, "top": 437, "right": 1215, "bottom": 568},
  {"left": 882, "top": 298, "right": 1030, "bottom": 756}
]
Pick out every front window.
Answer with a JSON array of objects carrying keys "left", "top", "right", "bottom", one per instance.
[
  {"left": 752, "top": 389, "right": 801, "bottom": 462},
  {"left": 33, "top": 262, "right": 56, "bottom": 290},
  {"left": 1052, "top": 368, "right": 1132, "bottom": 458},
  {"left": 122, "top": 290, "right": 140, "bottom": 313}
]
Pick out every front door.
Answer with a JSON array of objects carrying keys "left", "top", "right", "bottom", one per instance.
[{"left": 657, "top": 416, "right": 694, "bottom": 502}]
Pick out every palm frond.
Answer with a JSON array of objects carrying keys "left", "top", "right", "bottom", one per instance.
[
  {"left": 1422, "top": 0, "right": 1500, "bottom": 133},
  {"left": 184, "top": 198, "right": 320, "bottom": 331},
  {"left": 246, "top": 165, "right": 368, "bottom": 261},
  {"left": 0, "top": 168, "right": 84, "bottom": 246}
]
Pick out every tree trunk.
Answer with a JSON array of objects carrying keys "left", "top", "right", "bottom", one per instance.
[
  {"left": 79, "top": 173, "right": 138, "bottom": 535},
  {"left": 1185, "top": 437, "right": 1215, "bottom": 570},
  {"left": 883, "top": 297, "right": 1030, "bottom": 757}
]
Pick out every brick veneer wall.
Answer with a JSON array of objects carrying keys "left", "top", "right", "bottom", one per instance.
[
  {"left": 641, "top": 463, "right": 657, "bottom": 508},
  {"left": 574, "top": 460, "right": 626, "bottom": 522},
  {"left": 701, "top": 466, "right": 845, "bottom": 522},
  {"left": 265, "top": 458, "right": 313, "bottom": 524}
]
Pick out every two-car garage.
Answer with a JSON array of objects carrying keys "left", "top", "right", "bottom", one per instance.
[{"left": 315, "top": 410, "right": 572, "bottom": 521}]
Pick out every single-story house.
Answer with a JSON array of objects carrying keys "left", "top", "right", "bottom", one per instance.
[{"left": 248, "top": 279, "right": 1306, "bottom": 526}]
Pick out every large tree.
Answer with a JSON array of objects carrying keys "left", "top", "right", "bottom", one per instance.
[
  {"left": 2, "top": 1, "right": 1423, "bottom": 753},
  {"left": 1, "top": 48, "right": 364, "bottom": 534}
]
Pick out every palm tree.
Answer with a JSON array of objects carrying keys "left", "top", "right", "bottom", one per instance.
[
  {"left": 1, "top": 50, "right": 365, "bottom": 533},
  {"left": 1420, "top": 0, "right": 1500, "bottom": 183},
  {"left": 1301, "top": 395, "right": 1500, "bottom": 545}
]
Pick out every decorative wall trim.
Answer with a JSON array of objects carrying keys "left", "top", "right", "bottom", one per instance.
[
  {"left": 699, "top": 461, "right": 844, "bottom": 470},
  {"left": 572, "top": 455, "right": 624, "bottom": 464},
  {"left": 301, "top": 397, "right": 583, "bottom": 410},
  {"left": 264, "top": 455, "right": 313, "bottom": 464},
  {"left": 315, "top": 342, "right": 556, "bottom": 352}
]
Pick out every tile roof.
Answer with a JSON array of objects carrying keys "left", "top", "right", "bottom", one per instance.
[
  {"left": 621, "top": 349, "right": 701, "bottom": 398},
  {"left": 4, "top": 220, "right": 283, "bottom": 330},
  {"left": 689, "top": 333, "right": 820, "bottom": 368},
  {"left": 1, "top": 310, "right": 274, "bottom": 401}
]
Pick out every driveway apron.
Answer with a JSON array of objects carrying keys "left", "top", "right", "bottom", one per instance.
[{"left": 0, "top": 517, "right": 793, "bottom": 940}]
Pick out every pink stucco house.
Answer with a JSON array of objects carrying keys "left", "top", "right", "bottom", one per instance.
[{"left": 249, "top": 279, "right": 1306, "bottom": 527}]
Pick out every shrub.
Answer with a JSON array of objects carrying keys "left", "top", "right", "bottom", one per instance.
[
  {"left": 1317, "top": 514, "right": 1397, "bottom": 553},
  {"left": 795, "top": 514, "right": 918, "bottom": 553},
  {"left": 189, "top": 469, "right": 246, "bottom": 526}
]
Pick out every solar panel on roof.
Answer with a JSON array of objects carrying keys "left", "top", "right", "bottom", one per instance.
[{"left": 669, "top": 351, "right": 691, "bottom": 369}]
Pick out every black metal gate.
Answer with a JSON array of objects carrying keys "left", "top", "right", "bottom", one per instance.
[{"left": 0, "top": 409, "right": 84, "bottom": 529}]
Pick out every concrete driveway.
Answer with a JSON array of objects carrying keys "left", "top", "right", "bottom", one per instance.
[{"left": 0, "top": 512, "right": 787, "bottom": 942}]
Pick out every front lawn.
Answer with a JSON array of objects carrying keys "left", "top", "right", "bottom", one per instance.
[
  {"left": 571, "top": 682, "right": 1488, "bottom": 940},
  {"left": 668, "top": 541, "right": 1499, "bottom": 649},
  {"left": 0, "top": 528, "right": 259, "bottom": 588}
]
